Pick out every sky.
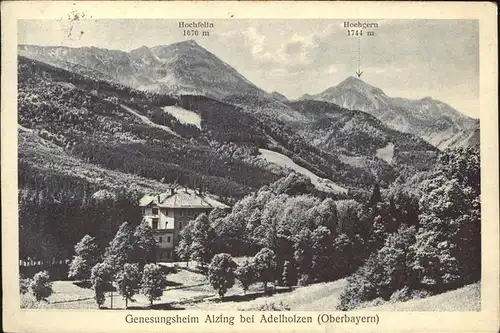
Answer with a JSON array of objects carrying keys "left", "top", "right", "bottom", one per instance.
[{"left": 19, "top": 19, "right": 479, "bottom": 118}]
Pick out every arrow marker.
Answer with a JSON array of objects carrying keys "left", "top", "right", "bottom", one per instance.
[{"left": 356, "top": 36, "right": 363, "bottom": 78}]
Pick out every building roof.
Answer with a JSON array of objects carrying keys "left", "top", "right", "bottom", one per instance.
[{"left": 139, "top": 187, "right": 229, "bottom": 209}]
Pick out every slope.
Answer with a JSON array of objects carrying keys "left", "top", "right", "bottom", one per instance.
[
  {"left": 287, "top": 100, "right": 439, "bottom": 183},
  {"left": 258, "top": 149, "right": 348, "bottom": 194},
  {"left": 18, "top": 56, "right": 279, "bottom": 200}
]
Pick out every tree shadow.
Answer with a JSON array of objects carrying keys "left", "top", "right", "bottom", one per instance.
[
  {"left": 100, "top": 303, "right": 186, "bottom": 310},
  {"left": 73, "top": 280, "right": 92, "bottom": 289},
  {"left": 99, "top": 307, "right": 125, "bottom": 310},
  {"left": 150, "top": 303, "right": 186, "bottom": 310},
  {"left": 218, "top": 287, "right": 292, "bottom": 303},
  {"left": 165, "top": 280, "right": 183, "bottom": 287}
]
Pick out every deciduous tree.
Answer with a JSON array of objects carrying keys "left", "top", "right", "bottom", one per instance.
[
  {"left": 68, "top": 234, "right": 100, "bottom": 281},
  {"left": 141, "top": 263, "right": 168, "bottom": 307},
  {"left": 208, "top": 253, "right": 237, "bottom": 300},
  {"left": 103, "top": 222, "right": 135, "bottom": 274},
  {"left": 91, "top": 262, "right": 113, "bottom": 309},
  {"left": 132, "top": 222, "right": 157, "bottom": 268},
  {"left": 253, "top": 247, "right": 277, "bottom": 294},
  {"left": 114, "top": 263, "right": 141, "bottom": 308},
  {"left": 235, "top": 259, "right": 256, "bottom": 295},
  {"left": 189, "top": 214, "right": 216, "bottom": 267}
]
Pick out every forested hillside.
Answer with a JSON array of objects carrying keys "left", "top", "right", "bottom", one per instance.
[
  {"left": 18, "top": 57, "right": 278, "bottom": 260},
  {"left": 175, "top": 148, "right": 480, "bottom": 309},
  {"left": 18, "top": 56, "right": 376, "bottom": 261}
]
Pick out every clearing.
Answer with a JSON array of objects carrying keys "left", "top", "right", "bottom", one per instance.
[
  {"left": 162, "top": 105, "right": 202, "bottom": 129},
  {"left": 258, "top": 149, "right": 348, "bottom": 194},
  {"left": 120, "top": 104, "right": 179, "bottom": 137},
  {"left": 24, "top": 266, "right": 480, "bottom": 311},
  {"left": 362, "top": 282, "right": 481, "bottom": 311},
  {"left": 375, "top": 143, "right": 394, "bottom": 164}
]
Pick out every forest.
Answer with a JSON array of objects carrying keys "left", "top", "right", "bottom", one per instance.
[{"left": 175, "top": 147, "right": 480, "bottom": 308}]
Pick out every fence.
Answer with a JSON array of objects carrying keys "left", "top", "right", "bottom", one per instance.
[{"left": 19, "top": 259, "right": 70, "bottom": 280}]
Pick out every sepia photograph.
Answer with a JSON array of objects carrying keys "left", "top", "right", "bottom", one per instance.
[{"left": 2, "top": 1, "right": 498, "bottom": 332}]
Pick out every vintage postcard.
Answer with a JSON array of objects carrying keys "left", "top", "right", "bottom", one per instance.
[{"left": 2, "top": 1, "right": 498, "bottom": 332}]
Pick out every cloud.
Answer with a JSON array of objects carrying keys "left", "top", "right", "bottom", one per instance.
[
  {"left": 283, "top": 40, "right": 303, "bottom": 56},
  {"left": 326, "top": 65, "right": 339, "bottom": 74}
]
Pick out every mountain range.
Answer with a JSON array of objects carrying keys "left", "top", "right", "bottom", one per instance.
[
  {"left": 17, "top": 39, "right": 481, "bottom": 202},
  {"left": 19, "top": 40, "right": 479, "bottom": 151},
  {"left": 299, "top": 76, "right": 479, "bottom": 150}
]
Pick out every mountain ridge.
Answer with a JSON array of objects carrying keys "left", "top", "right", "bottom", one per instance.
[
  {"left": 18, "top": 43, "right": 479, "bottom": 150},
  {"left": 299, "top": 76, "right": 479, "bottom": 149},
  {"left": 19, "top": 41, "right": 268, "bottom": 100}
]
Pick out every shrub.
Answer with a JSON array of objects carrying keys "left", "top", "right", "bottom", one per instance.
[
  {"left": 30, "top": 271, "right": 53, "bottom": 302},
  {"left": 21, "top": 293, "right": 49, "bottom": 309},
  {"left": 235, "top": 259, "right": 256, "bottom": 294},
  {"left": 20, "top": 278, "right": 31, "bottom": 295},
  {"left": 389, "top": 287, "right": 432, "bottom": 303},
  {"left": 255, "top": 301, "right": 291, "bottom": 311},
  {"left": 297, "top": 274, "right": 312, "bottom": 286}
]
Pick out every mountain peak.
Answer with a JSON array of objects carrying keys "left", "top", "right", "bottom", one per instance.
[
  {"left": 335, "top": 76, "right": 386, "bottom": 97},
  {"left": 130, "top": 45, "right": 152, "bottom": 54},
  {"left": 173, "top": 39, "right": 202, "bottom": 48},
  {"left": 271, "top": 91, "right": 288, "bottom": 102},
  {"left": 337, "top": 76, "right": 370, "bottom": 88},
  {"left": 184, "top": 39, "right": 199, "bottom": 45}
]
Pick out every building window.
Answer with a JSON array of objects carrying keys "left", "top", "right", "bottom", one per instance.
[
  {"left": 179, "top": 222, "right": 183, "bottom": 230},
  {"left": 167, "top": 251, "right": 172, "bottom": 259},
  {"left": 179, "top": 209, "right": 184, "bottom": 217},
  {"left": 159, "top": 236, "right": 163, "bottom": 243},
  {"left": 152, "top": 207, "right": 158, "bottom": 215},
  {"left": 141, "top": 207, "right": 145, "bottom": 215},
  {"left": 152, "top": 218, "right": 158, "bottom": 229},
  {"left": 167, "top": 236, "right": 171, "bottom": 243}
]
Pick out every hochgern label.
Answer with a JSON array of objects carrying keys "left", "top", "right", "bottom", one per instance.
[{"left": 343, "top": 21, "right": 379, "bottom": 29}]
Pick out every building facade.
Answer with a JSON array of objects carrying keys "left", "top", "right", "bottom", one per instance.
[{"left": 139, "top": 187, "right": 229, "bottom": 262}]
